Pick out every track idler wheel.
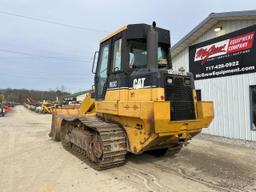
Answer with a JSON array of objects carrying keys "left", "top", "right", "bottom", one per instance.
[
  {"left": 60, "top": 123, "right": 72, "bottom": 148},
  {"left": 88, "top": 133, "right": 103, "bottom": 163}
]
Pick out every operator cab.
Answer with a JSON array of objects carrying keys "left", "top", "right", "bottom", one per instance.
[
  {"left": 94, "top": 23, "right": 171, "bottom": 97},
  {"left": 94, "top": 23, "right": 196, "bottom": 121}
]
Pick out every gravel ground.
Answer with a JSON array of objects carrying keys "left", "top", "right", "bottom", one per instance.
[
  {"left": 197, "top": 133, "right": 256, "bottom": 149},
  {"left": 0, "top": 105, "right": 255, "bottom": 192}
]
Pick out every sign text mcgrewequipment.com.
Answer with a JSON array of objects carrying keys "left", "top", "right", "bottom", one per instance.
[{"left": 189, "top": 25, "right": 256, "bottom": 80}]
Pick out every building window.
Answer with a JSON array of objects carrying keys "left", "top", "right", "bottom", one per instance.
[
  {"left": 196, "top": 89, "right": 201, "bottom": 101},
  {"left": 250, "top": 85, "right": 256, "bottom": 131}
]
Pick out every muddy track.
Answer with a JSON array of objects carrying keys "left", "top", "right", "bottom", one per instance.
[
  {"left": 61, "top": 116, "right": 127, "bottom": 170},
  {"left": 131, "top": 150, "right": 255, "bottom": 192},
  {"left": 152, "top": 162, "right": 246, "bottom": 192},
  {"left": 126, "top": 165, "right": 171, "bottom": 192}
]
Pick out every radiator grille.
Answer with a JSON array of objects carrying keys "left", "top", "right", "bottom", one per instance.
[{"left": 165, "top": 77, "right": 196, "bottom": 121}]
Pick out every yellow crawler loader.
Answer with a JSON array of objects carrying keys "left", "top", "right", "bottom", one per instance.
[{"left": 50, "top": 23, "right": 214, "bottom": 170}]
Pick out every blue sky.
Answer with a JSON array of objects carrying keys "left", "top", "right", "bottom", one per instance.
[{"left": 0, "top": 0, "right": 255, "bottom": 92}]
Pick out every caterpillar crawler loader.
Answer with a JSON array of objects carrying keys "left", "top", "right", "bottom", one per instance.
[{"left": 49, "top": 23, "right": 214, "bottom": 170}]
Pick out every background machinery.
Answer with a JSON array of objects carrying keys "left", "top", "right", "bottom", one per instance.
[
  {"left": 24, "top": 97, "right": 58, "bottom": 114},
  {"left": 0, "top": 104, "right": 5, "bottom": 117},
  {"left": 0, "top": 95, "right": 5, "bottom": 117},
  {"left": 50, "top": 23, "right": 214, "bottom": 170}
]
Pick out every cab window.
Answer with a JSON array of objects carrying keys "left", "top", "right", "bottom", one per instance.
[
  {"left": 158, "top": 47, "right": 168, "bottom": 67},
  {"left": 112, "top": 39, "right": 122, "bottom": 72},
  {"left": 128, "top": 41, "right": 147, "bottom": 68},
  {"left": 128, "top": 40, "right": 168, "bottom": 69},
  {"left": 96, "top": 44, "right": 110, "bottom": 97}
]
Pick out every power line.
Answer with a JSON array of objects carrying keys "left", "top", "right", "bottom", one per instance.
[
  {"left": 0, "top": 10, "right": 109, "bottom": 33},
  {"left": 0, "top": 67, "right": 93, "bottom": 77},
  {"left": 0, "top": 72, "right": 93, "bottom": 81},
  {"left": 15, "top": 47, "right": 93, "bottom": 59},
  {"left": 0, "top": 57, "right": 93, "bottom": 65},
  {"left": 0, "top": 56, "right": 92, "bottom": 61},
  {"left": 0, "top": 55, "right": 93, "bottom": 62},
  {"left": 0, "top": 69, "right": 92, "bottom": 77},
  {"left": 0, "top": 48, "right": 93, "bottom": 63}
]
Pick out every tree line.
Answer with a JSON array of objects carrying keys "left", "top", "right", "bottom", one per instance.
[{"left": 0, "top": 88, "right": 70, "bottom": 104}]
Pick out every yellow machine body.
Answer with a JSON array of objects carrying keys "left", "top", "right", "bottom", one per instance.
[
  {"left": 96, "top": 87, "right": 213, "bottom": 153},
  {"left": 50, "top": 94, "right": 95, "bottom": 140},
  {"left": 51, "top": 87, "right": 213, "bottom": 154},
  {"left": 49, "top": 23, "right": 214, "bottom": 169}
]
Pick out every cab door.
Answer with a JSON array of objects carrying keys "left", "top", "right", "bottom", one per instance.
[
  {"left": 95, "top": 40, "right": 111, "bottom": 99},
  {"left": 107, "top": 32, "right": 129, "bottom": 92}
]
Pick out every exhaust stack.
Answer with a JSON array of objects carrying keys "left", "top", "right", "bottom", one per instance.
[{"left": 147, "top": 22, "right": 158, "bottom": 70}]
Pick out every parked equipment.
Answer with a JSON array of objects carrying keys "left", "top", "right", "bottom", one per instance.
[
  {"left": 41, "top": 100, "right": 54, "bottom": 114},
  {"left": 0, "top": 104, "right": 5, "bottom": 117},
  {"left": 50, "top": 23, "right": 214, "bottom": 170},
  {"left": 24, "top": 97, "right": 57, "bottom": 114}
]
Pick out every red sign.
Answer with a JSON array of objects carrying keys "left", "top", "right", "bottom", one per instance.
[
  {"left": 227, "top": 32, "right": 254, "bottom": 53},
  {"left": 189, "top": 25, "right": 256, "bottom": 80},
  {"left": 194, "top": 32, "right": 255, "bottom": 65}
]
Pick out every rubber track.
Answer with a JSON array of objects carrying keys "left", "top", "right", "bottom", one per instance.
[{"left": 63, "top": 116, "right": 127, "bottom": 170}]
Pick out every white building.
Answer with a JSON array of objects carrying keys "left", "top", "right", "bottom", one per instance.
[
  {"left": 62, "top": 90, "right": 89, "bottom": 104},
  {"left": 171, "top": 10, "right": 256, "bottom": 141}
]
